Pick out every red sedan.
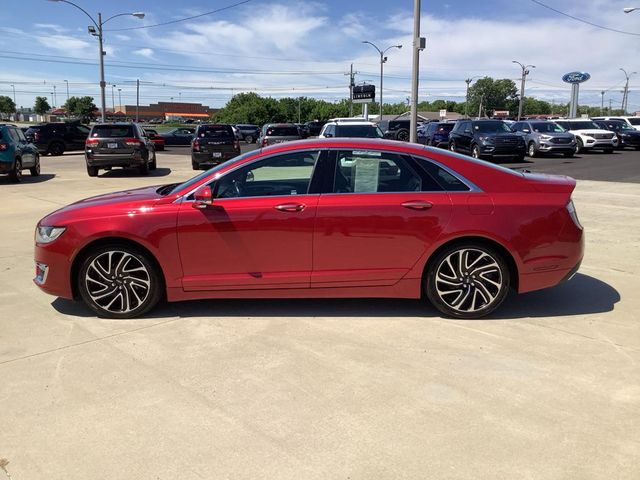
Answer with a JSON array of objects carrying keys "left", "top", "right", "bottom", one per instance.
[
  {"left": 144, "top": 128, "right": 165, "bottom": 151},
  {"left": 33, "top": 138, "right": 584, "bottom": 319}
]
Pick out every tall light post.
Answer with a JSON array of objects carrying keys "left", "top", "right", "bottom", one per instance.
[
  {"left": 601, "top": 90, "right": 605, "bottom": 115},
  {"left": 53, "top": 85, "right": 57, "bottom": 109},
  {"left": 362, "top": 41, "right": 402, "bottom": 120},
  {"left": 63, "top": 79, "right": 70, "bottom": 102},
  {"left": 117, "top": 88, "right": 122, "bottom": 111},
  {"left": 513, "top": 60, "right": 535, "bottom": 121},
  {"left": 47, "top": 0, "right": 144, "bottom": 122},
  {"left": 464, "top": 77, "right": 476, "bottom": 118},
  {"left": 111, "top": 84, "right": 116, "bottom": 114},
  {"left": 620, "top": 68, "right": 636, "bottom": 114}
]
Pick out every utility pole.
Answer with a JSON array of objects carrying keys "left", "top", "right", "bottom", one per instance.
[
  {"left": 136, "top": 79, "right": 140, "bottom": 122},
  {"left": 478, "top": 95, "right": 484, "bottom": 118},
  {"left": 118, "top": 88, "right": 122, "bottom": 111},
  {"left": 620, "top": 68, "right": 636, "bottom": 114},
  {"left": 345, "top": 63, "right": 358, "bottom": 117},
  {"left": 10, "top": 84, "right": 16, "bottom": 120},
  {"left": 609, "top": 98, "right": 612, "bottom": 114},
  {"left": 64, "top": 79, "right": 70, "bottom": 103},
  {"left": 409, "top": 0, "right": 423, "bottom": 143},
  {"left": 601, "top": 91, "right": 605, "bottom": 115},
  {"left": 513, "top": 60, "right": 535, "bottom": 121},
  {"left": 464, "top": 78, "right": 474, "bottom": 118},
  {"left": 53, "top": 85, "right": 57, "bottom": 109},
  {"left": 297, "top": 96, "right": 301, "bottom": 123}
]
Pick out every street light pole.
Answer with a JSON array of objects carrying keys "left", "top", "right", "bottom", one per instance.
[
  {"left": 623, "top": 7, "right": 640, "bottom": 13},
  {"left": 620, "top": 68, "right": 636, "bottom": 114},
  {"left": 47, "top": 1, "right": 144, "bottom": 123},
  {"left": 118, "top": 88, "right": 122, "bottom": 111},
  {"left": 409, "top": 0, "right": 422, "bottom": 143},
  {"left": 464, "top": 78, "right": 475, "bottom": 118},
  {"left": 63, "top": 79, "right": 70, "bottom": 102},
  {"left": 111, "top": 84, "right": 116, "bottom": 114},
  {"left": 513, "top": 60, "right": 535, "bottom": 121},
  {"left": 362, "top": 41, "right": 402, "bottom": 121}
]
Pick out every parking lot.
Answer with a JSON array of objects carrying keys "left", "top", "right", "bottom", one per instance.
[{"left": 1, "top": 146, "right": 639, "bottom": 479}]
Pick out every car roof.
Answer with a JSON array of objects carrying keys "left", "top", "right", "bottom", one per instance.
[{"left": 328, "top": 121, "right": 377, "bottom": 126}]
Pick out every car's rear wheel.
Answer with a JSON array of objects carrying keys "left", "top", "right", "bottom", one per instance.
[
  {"left": 471, "top": 144, "right": 481, "bottom": 159},
  {"left": 149, "top": 152, "right": 157, "bottom": 170},
  {"left": 87, "top": 165, "right": 99, "bottom": 177},
  {"left": 139, "top": 156, "right": 149, "bottom": 175},
  {"left": 425, "top": 244, "right": 510, "bottom": 319},
  {"left": 48, "top": 142, "right": 64, "bottom": 156},
  {"left": 30, "top": 154, "right": 41, "bottom": 176},
  {"left": 396, "top": 129, "right": 410, "bottom": 142},
  {"left": 9, "top": 158, "right": 22, "bottom": 183},
  {"left": 78, "top": 245, "right": 162, "bottom": 319},
  {"left": 528, "top": 142, "right": 537, "bottom": 157},
  {"left": 245, "top": 135, "right": 253, "bottom": 144},
  {"left": 192, "top": 160, "right": 200, "bottom": 170},
  {"left": 449, "top": 142, "right": 457, "bottom": 153}
]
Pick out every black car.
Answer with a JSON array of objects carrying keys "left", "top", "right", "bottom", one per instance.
[
  {"left": 85, "top": 123, "right": 156, "bottom": 177},
  {"left": 420, "top": 122, "right": 454, "bottom": 147},
  {"left": 449, "top": 119, "right": 526, "bottom": 161},
  {"left": 295, "top": 123, "right": 310, "bottom": 138},
  {"left": 304, "top": 120, "right": 326, "bottom": 136},
  {"left": 594, "top": 119, "right": 640, "bottom": 150},
  {"left": 160, "top": 127, "right": 195, "bottom": 145},
  {"left": 234, "top": 124, "right": 260, "bottom": 143},
  {"left": 25, "top": 122, "right": 90, "bottom": 156},
  {"left": 191, "top": 124, "right": 241, "bottom": 170},
  {"left": 383, "top": 119, "right": 413, "bottom": 141}
]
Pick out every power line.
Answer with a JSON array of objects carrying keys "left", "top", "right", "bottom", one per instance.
[
  {"left": 106, "top": 0, "right": 254, "bottom": 32},
  {"left": 530, "top": 0, "right": 640, "bottom": 36}
]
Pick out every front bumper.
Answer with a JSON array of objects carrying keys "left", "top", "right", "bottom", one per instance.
[
  {"left": 33, "top": 242, "right": 74, "bottom": 299},
  {"left": 480, "top": 144, "right": 526, "bottom": 157},
  {"left": 537, "top": 142, "right": 576, "bottom": 153}
]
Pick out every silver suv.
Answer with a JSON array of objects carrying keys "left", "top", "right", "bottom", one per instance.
[{"left": 511, "top": 120, "right": 576, "bottom": 158}]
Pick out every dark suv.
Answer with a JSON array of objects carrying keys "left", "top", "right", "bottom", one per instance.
[
  {"left": 420, "top": 121, "right": 454, "bottom": 147},
  {"left": 191, "top": 124, "right": 240, "bottom": 170},
  {"left": 25, "top": 122, "right": 90, "bottom": 156},
  {"left": 383, "top": 119, "right": 412, "bottom": 141},
  {"left": 449, "top": 119, "right": 526, "bottom": 161},
  {"left": 85, "top": 123, "right": 156, "bottom": 177},
  {"left": 234, "top": 124, "right": 260, "bottom": 143}
]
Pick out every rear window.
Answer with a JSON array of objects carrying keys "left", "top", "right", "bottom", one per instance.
[
  {"left": 197, "top": 125, "right": 234, "bottom": 138},
  {"left": 628, "top": 118, "right": 640, "bottom": 125},
  {"left": 437, "top": 124, "right": 454, "bottom": 132},
  {"left": 335, "top": 125, "right": 384, "bottom": 138},
  {"left": 266, "top": 126, "right": 299, "bottom": 136},
  {"left": 90, "top": 125, "right": 134, "bottom": 138}
]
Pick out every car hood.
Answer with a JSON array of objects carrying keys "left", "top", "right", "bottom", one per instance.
[
  {"left": 568, "top": 129, "right": 612, "bottom": 136},
  {"left": 39, "top": 185, "right": 167, "bottom": 225}
]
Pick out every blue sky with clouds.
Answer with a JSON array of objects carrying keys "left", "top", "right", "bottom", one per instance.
[{"left": 1, "top": 0, "right": 639, "bottom": 112}]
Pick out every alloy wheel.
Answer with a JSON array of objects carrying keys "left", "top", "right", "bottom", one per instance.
[
  {"left": 528, "top": 142, "right": 537, "bottom": 157},
  {"left": 472, "top": 145, "right": 480, "bottom": 158}
]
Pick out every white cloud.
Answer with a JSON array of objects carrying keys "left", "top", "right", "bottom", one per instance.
[{"left": 134, "top": 48, "right": 155, "bottom": 59}]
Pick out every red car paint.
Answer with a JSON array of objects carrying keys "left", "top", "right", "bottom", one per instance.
[{"left": 34, "top": 138, "right": 583, "bottom": 311}]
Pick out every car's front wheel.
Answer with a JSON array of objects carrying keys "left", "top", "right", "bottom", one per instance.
[
  {"left": 245, "top": 135, "right": 253, "bottom": 144},
  {"left": 48, "top": 142, "right": 64, "bottom": 156},
  {"left": 449, "top": 142, "right": 457, "bottom": 153},
  {"left": 425, "top": 244, "right": 511, "bottom": 319},
  {"left": 78, "top": 245, "right": 162, "bottom": 319},
  {"left": 576, "top": 138, "right": 584, "bottom": 153},
  {"left": 471, "top": 144, "right": 481, "bottom": 159},
  {"left": 9, "top": 158, "right": 22, "bottom": 183},
  {"left": 528, "top": 142, "right": 537, "bottom": 157},
  {"left": 396, "top": 129, "right": 410, "bottom": 142}
]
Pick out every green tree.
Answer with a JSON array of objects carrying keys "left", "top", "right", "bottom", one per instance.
[
  {"left": 468, "top": 77, "right": 518, "bottom": 117},
  {"left": 64, "top": 96, "right": 97, "bottom": 119},
  {"left": 0, "top": 96, "right": 16, "bottom": 117},
  {"left": 34, "top": 96, "right": 51, "bottom": 115}
]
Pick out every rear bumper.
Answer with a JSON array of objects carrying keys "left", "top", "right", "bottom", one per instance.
[
  {"left": 85, "top": 151, "right": 145, "bottom": 167},
  {"left": 192, "top": 151, "right": 238, "bottom": 167},
  {"left": 0, "top": 161, "right": 13, "bottom": 174}
]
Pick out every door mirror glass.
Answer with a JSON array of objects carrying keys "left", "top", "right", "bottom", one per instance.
[
  {"left": 193, "top": 185, "right": 213, "bottom": 209},
  {"left": 324, "top": 132, "right": 333, "bottom": 138}
]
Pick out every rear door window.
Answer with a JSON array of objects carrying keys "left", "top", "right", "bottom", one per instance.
[{"left": 90, "top": 125, "right": 134, "bottom": 137}]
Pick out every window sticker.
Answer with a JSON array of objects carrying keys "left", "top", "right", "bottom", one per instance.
[{"left": 353, "top": 158, "right": 380, "bottom": 192}]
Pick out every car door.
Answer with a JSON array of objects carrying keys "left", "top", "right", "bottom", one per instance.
[
  {"left": 176, "top": 149, "right": 325, "bottom": 291},
  {"left": 71, "top": 124, "right": 90, "bottom": 150},
  {"left": 9, "top": 128, "right": 34, "bottom": 166},
  {"left": 311, "top": 149, "right": 452, "bottom": 287},
  {"left": 460, "top": 121, "right": 474, "bottom": 153}
]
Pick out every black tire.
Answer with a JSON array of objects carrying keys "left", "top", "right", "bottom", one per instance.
[
  {"left": 425, "top": 243, "right": 511, "bottom": 319},
  {"left": 245, "top": 135, "right": 253, "bottom": 144},
  {"left": 563, "top": 151, "right": 574, "bottom": 158},
  {"left": 87, "top": 165, "right": 99, "bottom": 177},
  {"left": 471, "top": 144, "right": 481, "bottom": 159},
  {"left": 449, "top": 142, "right": 457, "bottom": 153},
  {"left": 604, "top": 148, "right": 614, "bottom": 154},
  {"left": 77, "top": 244, "right": 163, "bottom": 319},
  {"left": 192, "top": 161, "right": 200, "bottom": 170},
  {"left": 396, "top": 129, "right": 410, "bottom": 142},
  {"left": 30, "top": 154, "right": 41, "bottom": 176},
  {"left": 9, "top": 158, "right": 22, "bottom": 183},
  {"left": 576, "top": 138, "right": 584, "bottom": 153},
  {"left": 149, "top": 152, "right": 157, "bottom": 171},
  {"left": 527, "top": 142, "right": 537, "bottom": 158},
  {"left": 139, "top": 157, "right": 149, "bottom": 175},
  {"left": 48, "top": 142, "right": 64, "bottom": 156}
]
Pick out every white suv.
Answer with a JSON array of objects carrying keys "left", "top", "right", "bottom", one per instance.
[
  {"left": 592, "top": 116, "right": 640, "bottom": 132},
  {"left": 319, "top": 119, "right": 384, "bottom": 139},
  {"left": 555, "top": 119, "right": 617, "bottom": 153}
]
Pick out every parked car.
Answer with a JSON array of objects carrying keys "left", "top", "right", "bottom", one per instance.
[
  {"left": 448, "top": 119, "right": 526, "bottom": 161},
  {"left": 593, "top": 119, "right": 640, "bottom": 150},
  {"left": 25, "top": 122, "right": 90, "bottom": 156},
  {"left": 258, "top": 123, "right": 302, "bottom": 146},
  {"left": 554, "top": 120, "right": 616, "bottom": 153},
  {"left": 383, "top": 119, "right": 414, "bottom": 141},
  {"left": 84, "top": 123, "right": 156, "bottom": 177},
  {"left": 319, "top": 120, "right": 384, "bottom": 139},
  {"left": 160, "top": 127, "right": 195, "bottom": 146},
  {"left": 304, "top": 120, "right": 326, "bottom": 136},
  {"left": 419, "top": 122, "right": 455, "bottom": 148},
  {"left": 0, "top": 124, "right": 40, "bottom": 182},
  {"left": 191, "top": 124, "right": 241, "bottom": 170},
  {"left": 592, "top": 116, "right": 640, "bottom": 131},
  {"left": 148, "top": 118, "right": 164, "bottom": 125},
  {"left": 144, "top": 128, "right": 165, "bottom": 151},
  {"left": 234, "top": 124, "right": 260, "bottom": 143},
  {"left": 511, "top": 120, "right": 576, "bottom": 157},
  {"left": 33, "top": 138, "right": 584, "bottom": 320},
  {"left": 295, "top": 123, "right": 310, "bottom": 138}
]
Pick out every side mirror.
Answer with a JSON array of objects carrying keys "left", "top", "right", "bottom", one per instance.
[
  {"left": 324, "top": 133, "right": 333, "bottom": 138},
  {"left": 522, "top": 128, "right": 530, "bottom": 133},
  {"left": 193, "top": 185, "right": 213, "bottom": 209}
]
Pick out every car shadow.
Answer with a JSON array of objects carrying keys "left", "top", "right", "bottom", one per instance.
[
  {"left": 50, "top": 273, "right": 618, "bottom": 321},
  {"left": 98, "top": 167, "right": 172, "bottom": 178},
  {"left": 0, "top": 173, "right": 56, "bottom": 184}
]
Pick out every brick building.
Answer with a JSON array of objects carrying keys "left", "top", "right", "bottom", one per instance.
[{"left": 117, "top": 101, "right": 217, "bottom": 121}]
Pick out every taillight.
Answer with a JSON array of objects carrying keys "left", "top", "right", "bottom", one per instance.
[
  {"left": 566, "top": 199, "right": 583, "bottom": 230},
  {"left": 0, "top": 143, "right": 8, "bottom": 151},
  {"left": 124, "top": 138, "right": 141, "bottom": 146},
  {"left": 33, "top": 132, "right": 40, "bottom": 141},
  {"left": 234, "top": 140, "right": 240, "bottom": 150},
  {"left": 193, "top": 139, "right": 200, "bottom": 152},
  {"left": 85, "top": 138, "right": 99, "bottom": 147}
]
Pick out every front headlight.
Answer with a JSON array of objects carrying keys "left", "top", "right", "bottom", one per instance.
[
  {"left": 479, "top": 136, "right": 494, "bottom": 143},
  {"left": 35, "top": 226, "right": 66, "bottom": 244},
  {"left": 540, "top": 135, "right": 552, "bottom": 141}
]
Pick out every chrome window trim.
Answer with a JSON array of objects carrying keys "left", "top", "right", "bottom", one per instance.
[{"left": 411, "top": 152, "right": 483, "bottom": 193}]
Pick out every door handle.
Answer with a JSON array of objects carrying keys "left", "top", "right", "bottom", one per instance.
[
  {"left": 274, "top": 203, "right": 305, "bottom": 212},
  {"left": 401, "top": 201, "right": 433, "bottom": 210}
]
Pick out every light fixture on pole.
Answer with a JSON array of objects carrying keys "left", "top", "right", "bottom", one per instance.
[
  {"left": 512, "top": 61, "right": 535, "bottom": 121},
  {"left": 47, "top": 0, "right": 144, "bottom": 122},
  {"left": 362, "top": 40, "right": 402, "bottom": 120}
]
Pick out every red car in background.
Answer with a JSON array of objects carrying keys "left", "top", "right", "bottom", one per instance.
[
  {"left": 144, "top": 128, "right": 165, "bottom": 151},
  {"left": 33, "top": 138, "right": 584, "bottom": 319}
]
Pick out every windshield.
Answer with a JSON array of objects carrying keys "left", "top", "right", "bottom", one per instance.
[
  {"left": 628, "top": 118, "right": 640, "bottom": 125},
  {"left": 335, "top": 125, "right": 384, "bottom": 138},
  {"left": 532, "top": 122, "right": 565, "bottom": 133},
  {"left": 167, "top": 150, "right": 259, "bottom": 195},
  {"left": 565, "top": 121, "right": 600, "bottom": 130},
  {"left": 473, "top": 121, "right": 512, "bottom": 133}
]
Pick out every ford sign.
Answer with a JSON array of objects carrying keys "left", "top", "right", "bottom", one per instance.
[{"left": 562, "top": 72, "right": 591, "bottom": 84}]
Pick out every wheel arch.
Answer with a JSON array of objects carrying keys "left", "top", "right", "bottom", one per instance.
[
  {"left": 70, "top": 236, "right": 167, "bottom": 301},
  {"left": 421, "top": 235, "right": 519, "bottom": 296}
]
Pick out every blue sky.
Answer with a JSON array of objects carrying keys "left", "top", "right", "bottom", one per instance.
[{"left": 1, "top": 0, "right": 639, "bottom": 112}]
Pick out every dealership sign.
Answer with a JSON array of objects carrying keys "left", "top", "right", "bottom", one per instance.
[
  {"left": 562, "top": 72, "right": 591, "bottom": 84},
  {"left": 353, "top": 84, "right": 375, "bottom": 104}
]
